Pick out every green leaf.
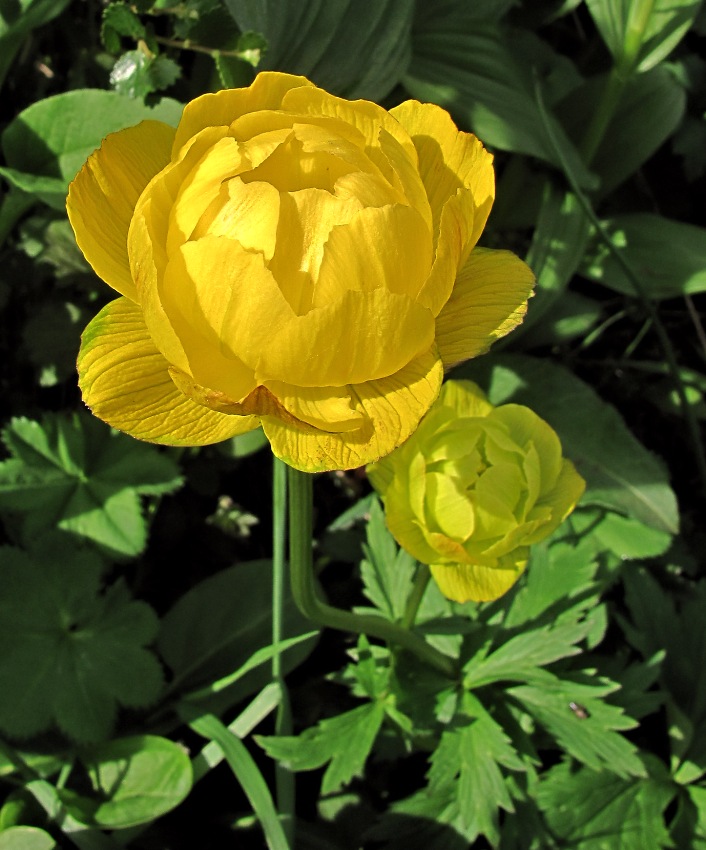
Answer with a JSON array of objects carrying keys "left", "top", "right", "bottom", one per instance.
[
  {"left": 581, "top": 212, "right": 706, "bottom": 299},
  {"left": 405, "top": 22, "right": 596, "bottom": 186},
  {"left": 101, "top": 2, "right": 146, "bottom": 53},
  {"left": 0, "top": 537, "right": 163, "bottom": 743},
  {"left": 359, "top": 496, "right": 417, "bottom": 621},
  {"left": 457, "top": 354, "right": 680, "bottom": 534},
  {"left": 0, "top": 90, "right": 183, "bottom": 209},
  {"left": 0, "top": 413, "right": 182, "bottom": 557},
  {"left": 109, "top": 51, "right": 181, "bottom": 99},
  {"left": 585, "top": 0, "right": 702, "bottom": 73},
  {"left": 185, "top": 710, "right": 290, "bottom": 850},
  {"left": 508, "top": 674, "right": 645, "bottom": 777},
  {"left": 463, "top": 615, "right": 596, "bottom": 689},
  {"left": 0, "top": 828, "right": 57, "bottom": 850},
  {"left": 64, "top": 736, "right": 192, "bottom": 829},
  {"left": 0, "top": 0, "right": 71, "bottom": 90},
  {"left": 589, "top": 509, "right": 672, "bottom": 558},
  {"left": 157, "top": 560, "right": 315, "bottom": 707},
  {"left": 560, "top": 66, "right": 686, "bottom": 194},
  {"left": 538, "top": 759, "right": 674, "bottom": 849},
  {"left": 224, "top": 0, "right": 415, "bottom": 99},
  {"left": 258, "top": 701, "right": 386, "bottom": 795}
]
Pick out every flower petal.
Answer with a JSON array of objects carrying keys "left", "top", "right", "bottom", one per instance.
[
  {"left": 312, "top": 204, "right": 433, "bottom": 307},
  {"left": 389, "top": 100, "right": 494, "bottom": 246},
  {"left": 259, "top": 288, "right": 435, "bottom": 387},
  {"left": 265, "top": 381, "right": 364, "bottom": 432},
  {"left": 161, "top": 235, "right": 293, "bottom": 393},
  {"left": 78, "top": 298, "right": 258, "bottom": 445},
  {"left": 525, "top": 459, "right": 585, "bottom": 543},
  {"left": 436, "top": 247, "right": 535, "bottom": 369},
  {"left": 430, "top": 557, "right": 527, "bottom": 603},
  {"left": 67, "top": 121, "right": 175, "bottom": 301},
  {"left": 173, "top": 71, "right": 314, "bottom": 155},
  {"left": 262, "top": 349, "right": 443, "bottom": 471}
]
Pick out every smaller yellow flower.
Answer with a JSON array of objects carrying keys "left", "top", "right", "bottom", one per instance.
[{"left": 367, "top": 380, "right": 585, "bottom": 603}]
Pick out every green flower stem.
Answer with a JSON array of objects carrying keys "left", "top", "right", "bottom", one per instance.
[
  {"left": 401, "top": 564, "right": 432, "bottom": 630},
  {"left": 287, "top": 467, "right": 457, "bottom": 680},
  {"left": 271, "top": 456, "right": 294, "bottom": 846},
  {"left": 580, "top": 0, "right": 655, "bottom": 166}
]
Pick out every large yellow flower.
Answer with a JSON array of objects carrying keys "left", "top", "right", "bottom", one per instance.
[
  {"left": 67, "top": 72, "right": 534, "bottom": 471},
  {"left": 367, "top": 380, "right": 585, "bottom": 602}
]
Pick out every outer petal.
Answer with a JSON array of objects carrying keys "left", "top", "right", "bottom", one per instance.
[
  {"left": 430, "top": 557, "right": 527, "bottom": 604},
  {"left": 78, "top": 298, "right": 258, "bottom": 445},
  {"left": 259, "top": 288, "right": 435, "bottom": 387},
  {"left": 262, "top": 349, "right": 444, "bottom": 471},
  {"left": 67, "top": 121, "right": 175, "bottom": 301},
  {"left": 436, "top": 248, "right": 535, "bottom": 370},
  {"left": 389, "top": 100, "right": 494, "bottom": 246},
  {"left": 525, "top": 460, "right": 585, "bottom": 544},
  {"left": 173, "top": 72, "right": 314, "bottom": 155}
]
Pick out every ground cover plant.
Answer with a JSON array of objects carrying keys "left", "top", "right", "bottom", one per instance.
[{"left": 1, "top": 0, "right": 705, "bottom": 848}]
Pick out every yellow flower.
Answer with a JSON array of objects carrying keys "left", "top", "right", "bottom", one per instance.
[
  {"left": 367, "top": 380, "right": 585, "bottom": 602},
  {"left": 67, "top": 72, "right": 534, "bottom": 471}
]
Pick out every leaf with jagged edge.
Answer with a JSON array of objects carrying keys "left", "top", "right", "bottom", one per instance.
[{"left": 0, "top": 536, "right": 163, "bottom": 743}]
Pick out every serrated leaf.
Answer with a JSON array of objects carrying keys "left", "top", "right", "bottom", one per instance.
[
  {"left": 463, "top": 615, "right": 596, "bottom": 688},
  {"left": 257, "top": 701, "right": 386, "bottom": 795},
  {"left": 538, "top": 759, "right": 674, "bottom": 849},
  {"left": 225, "top": 0, "right": 414, "bottom": 98},
  {"left": 508, "top": 674, "right": 644, "bottom": 777},
  {"left": 0, "top": 413, "right": 182, "bottom": 557},
  {"left": 360, "top": 496, "right": 417, "bottom": 621},
  {"left": 427, "top": 693, "right": 525, "bottom": 845},
  {"left": 102, "top": 2, "right": 146, "bottom": 51},
  {"left": 0, "top": 537, "right": 163, "bottom": 743},
  {"left": 458, "top": 354, "right": 680, "bottom": 534},
  {"left": 65, "top": 736, "right": 192, "bottom": 829}
]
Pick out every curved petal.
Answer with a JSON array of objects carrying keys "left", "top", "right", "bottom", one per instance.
[
  {"left": 78, "top": 298, "right": 258, "bottom": 445},
  {"left": 67, "top": 121, "right": 175, "bottom": 301},
  {"left": 389, "top": 100, "right": 494, "bottom": 245},
  {"left": 436, "top": 247, "right": 535, "bottom": 369},
  {"left": 525, "top": 460, "right": 585, "bottom": 544},
  {"left": 259, "top": 288, "right": 435, "bottom": 387},
  {"left": 173, "top": 72, "right": 314, "bottom": 155},
  {"left": 312, "top": 204, "right": 433, "bottom": 307},
  {"left": 265, "top": 381, "right": 364, "bottom": 432},
  {"left": 283, "top": 86, "right": 419, "bottom": 165},
  {"left": 430, "top": 557, "right": 527, "bottom": 603},
  {"left": 262, "top": 349, "right": 444, "bottom": 471}
]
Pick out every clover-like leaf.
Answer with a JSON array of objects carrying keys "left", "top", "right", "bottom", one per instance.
[
  {"left": 0, "top": 412, "right": 182, "bottom": 557},
  {"left": 0, "top": 536, "right": 163, "bottom": 743}
]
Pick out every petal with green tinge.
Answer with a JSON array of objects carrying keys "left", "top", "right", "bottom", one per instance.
[
  {"left": 435, "top": 248, "right": 535, "bottom": 369},
  {"left": 430, "top": 557, "right": 527, "bottom": 603},
  {"left": 78, "top": 298, "right": 258, "bottom": 445},
  {"left": 262, "top": 349, "right": 443, "bottom": 471},
  {"left": 67, "top": 121, "right": 175, "bottom": 301}
]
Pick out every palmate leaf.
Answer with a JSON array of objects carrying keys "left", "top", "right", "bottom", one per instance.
[
  {"left": 537, "top": 758, "right": 674, "bottom": 850},
  {"left": 0, "top": 536, "right": 163, "bottom": 743},
  {"left": 257, "top": 701, "right": 386, "bottom": 795},
  {"left": 0, "top": 413, "right": 182, "bottom": 557},
  {"left": 508, "top": 671, "right": 645, "bottom": 778}
]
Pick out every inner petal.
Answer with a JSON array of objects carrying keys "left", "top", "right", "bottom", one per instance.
[
  {"left": 267, "top": 188, "right": 363, "bottom": 315},
  {"left": 191, "top": 177, "right": 280, "bottom": 262}
]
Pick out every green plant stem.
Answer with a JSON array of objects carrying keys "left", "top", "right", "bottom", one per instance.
[
  {"left": 579, "top": 65, "right": 628, "bottom": 166},
  {"left": 287, "top": 467, "right": 457, "bottom": 680},
  {"left": 401, "top": 564, "right": 432, "bottom": 630},
  {"left": 535, "top": 78, "right": 706, "bottom": 501},
  {"left": 271, "top": 456, "right": 294, "bottom": 846}
]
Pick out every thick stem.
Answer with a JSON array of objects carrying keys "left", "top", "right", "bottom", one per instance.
[
  {"left": 287, "top": 467, "right": 457, "bottom": 680},
  {"left": 401, "top": 564, "right": 432, "bottom": 630}
]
